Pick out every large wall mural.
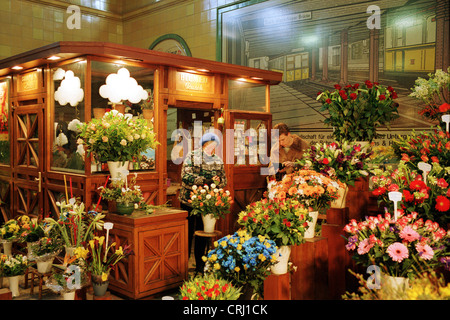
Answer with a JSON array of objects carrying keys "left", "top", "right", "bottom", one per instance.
[{"left": 218, "top": 0, "right": 449, "bottom": 147}]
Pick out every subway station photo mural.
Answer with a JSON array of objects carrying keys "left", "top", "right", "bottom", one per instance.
[{"left": 218, "top": 0, "right": 449, "bottom": 147}]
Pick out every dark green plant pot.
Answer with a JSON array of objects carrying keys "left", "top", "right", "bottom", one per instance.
[{"left": 115, "top": 203, "right": 135, "bottom": 215}]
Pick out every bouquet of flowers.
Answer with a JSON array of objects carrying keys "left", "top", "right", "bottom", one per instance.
[
  {"left": 179, "top": 273, "right": 242, "bottom": 300},
  {"left": 343, "top": 210, "right": 449, "bottom": 278},
  {"left": 343, "top": 270, "right": 450, "bottom": 300},
  {"left": 44, "top": 200, "right": 105, "bottom": 248},
  {"left": 410, "top": 67, "right": 449, "bottom": 122},
  {"left": 46, "top": 263, "right": 88, "bottom": 294},
  {"left": 237, "top": 198, "right": 310, "bottom": 247},
  {"left": 370, "top": 161, "right": 450, "bottom": 227},
  {"left": 298, "top": 141, "right": 372, "bottom": 186},
  {"left": 79, "top": 235, "right": 132, "bottom": 284},
  {"left": 203, "top": 230, "right": 277, "bottom": 296},
  {"left": 391, "top": 126, "right": 450, "bottom": 169},
  {"left": 267, "top": 169, "right": 343, "bottom": 210},
  {"left": 98, "top": 174, "right": 143, "bottom": 206},
  {"left": 188, "top": 183, "right": 233, "bottom": 219},
  {"left": 317, "top": 81, "right": 399, "bottom": 142},
  {"left": 77, "top": 109, "right": 158, "bottom": 163},
  {"left": 30, "top": 236, "right": 62, "bottom": 261},
  {"left": 16, "top": 215, "right": 45, "bottom": 243},
  {"left": 0, "top": 219, "right": 21, "bottom": 242},
  {"left": 0, "top": 254, "right": 28, "bottom": 276}
]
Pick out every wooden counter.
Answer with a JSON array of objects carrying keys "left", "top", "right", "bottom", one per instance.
[{"left": 104, "top": 208, "right": 188, "bottom": 299}]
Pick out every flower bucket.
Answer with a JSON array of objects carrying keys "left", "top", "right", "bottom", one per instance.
[
  {"left": 2, "top": 241, "right": 12, "bottom": 256},
  {"left": 116, "top": 202, "right": 135, "bottom": 215},
  {"left": 36, "top": 257, "right": 54, "bottom": 273},
  {"left": 202, "top": 214, "right": 217, "bottom": 233},
  {"left": 331, "top": 183, "right": 348, "bottom": 208},
  {"left": 107, "top": 161, "right": 129, "bottom": 180},
  {"left": 383, "top": 274, "right": 409, "bottom": 291},
  {"left": 62, "top": 291, "right": 76, "bottom": 300},
  {"left": 271, "top": 245, "right": 291, "bottom": 275},
  {"left": 92, "top": 281, "right": 109, "bottom": 297},
  {"left": 304, "top": 211, "right": 319, "bottom": 239},
  {"left": 8, "top": 275, "right": 20, "bottom": 297}
]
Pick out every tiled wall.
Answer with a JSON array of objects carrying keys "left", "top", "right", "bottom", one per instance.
[
  {"left": 0, "top": 0, "right": 232, "bottom": 61},
  {"left": 0, "top": 0, "right": 123, "bottom": 60},
  {"left": 0, "top": 0, "right": 234, "bottom": 61},
  {"left": 123, "top": 0, "right": 220, "bottom": 60}
]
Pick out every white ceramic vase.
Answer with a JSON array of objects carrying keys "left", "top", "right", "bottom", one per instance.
[
  {"left": 271, "top": 245, "right": 291, "bottom": 275},
  {"left": 8, "top": 275, "right": 21, "bottom": 297},
  {"left": 107, "top": 161, "right": 129, "bottom": 180},
  {"left": 304, "top": 211, "right": 319, "bottom": 239},
  {"left": 331, "top": 183, "right": 348, "bottom": 208},
  {"left": 202, "top": 214, "right": 217, "bottom": 233}
]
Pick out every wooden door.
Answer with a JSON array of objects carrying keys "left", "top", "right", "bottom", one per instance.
[{"left": 12, "top": 103, "right": 44, "bottom": 218}]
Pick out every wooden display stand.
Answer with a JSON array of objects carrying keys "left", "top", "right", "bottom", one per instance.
[
  {"left": 24, "top": 266, "right": 53, "bottom": 300},
  {"left": 104, "top": 208, "right": 188, "bottom": 299},
  {"left": 290, "top": 237, "right": 328, "bottom": 300},
  {"left": 322, "top": 207, "right": 349, "bottom": 299},
  {"left": 0, "top": 288, "right": 12, "bottom": 300},
  {"left": 264, "top": 273, "right": 290, "bottom": 300}
]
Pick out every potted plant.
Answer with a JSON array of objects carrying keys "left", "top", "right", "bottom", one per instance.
[
  {"left": 0, "top": 219, "right": 21, "bottom": 256},
  {"left": 237, "top": 198, "right": 310, "bottom": 274},
  {"left": 370, "top": 161, "right": 450, "bottom": 227},
  {"left": 0, "top": 254, "right": 28, "bottom": 297},
  {"left": 77, "top": 235, "right": 132, "bottom": 297},
  {"left": 98, "top": 174, "right": 145, "bottom": 215},
  {"left": 16, "top": 215, "right": 45, "bottom": 259},
  {"left": 188, "top": 183, "right": 233, "bottom": 232},
  {"left": 77, "top": 109, "right": 158, "bottom": 179},
  {"left": 266, "top": 169, "right": 343, "bottom": 238},
  {"left": 30, "top": 236, "right": 63, "bottom": 274},
  {"left": 410, "top": 67, "right": 449, "bottom": 123},
  {"left": 203, "top": 230, "right": 278, "bottom": 299},
  {"left": 179, "top": 273, "right": 242, "bottom": 300},
  {"left": 343, "top": 210, "right": 449, "bottom": 288},
  {"left": 317, "top": 81, "right": 400, "bottom": 143},
  {"left": 44, "top": 200, "right": 105, "bottom": 254},
  {"left": 298, "top": 141, "right": 373, "bottom": 207}
]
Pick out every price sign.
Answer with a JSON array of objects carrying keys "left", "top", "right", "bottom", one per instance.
[
  {"left": 388, "top": 191, "right": 402, "bottom": 221},
  {"left": 442, "top": 114, "right": 450, "bottom": 133},
  {"left": 418, "top": 162, "right": 431, "bottom": 184}
]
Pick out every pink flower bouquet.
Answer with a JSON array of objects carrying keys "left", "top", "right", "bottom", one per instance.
[{"left": 344, "top": 210, "right": 449, "bottom": 278}]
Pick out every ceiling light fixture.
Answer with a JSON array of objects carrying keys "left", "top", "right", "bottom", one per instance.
[
  {"left": 11, "top": 66, "right": 23, "bottom": 70},
  {"left": 47, "top": 56, "right": 61, "bottom": 61}
]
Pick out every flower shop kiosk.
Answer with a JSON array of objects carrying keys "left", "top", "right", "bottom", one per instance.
[{"left": 0, "top": 42, "right": 282, "bottom": 299}]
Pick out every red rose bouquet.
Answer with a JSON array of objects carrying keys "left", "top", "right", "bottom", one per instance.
[{"left": 317, "top": 81, "right": 399, "bottom": 142}]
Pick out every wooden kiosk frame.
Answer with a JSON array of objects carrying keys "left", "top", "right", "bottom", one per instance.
[{"left": 0, "top": 42, "right": 282, "bottom": 298}]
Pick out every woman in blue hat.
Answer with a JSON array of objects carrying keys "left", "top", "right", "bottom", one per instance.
[{"left": 179, "top": 132, "right": 227, "bottom": 274}]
